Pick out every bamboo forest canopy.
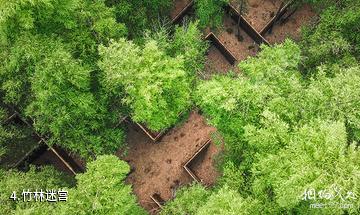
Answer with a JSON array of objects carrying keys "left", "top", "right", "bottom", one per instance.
[
  {"left": 98, "top": 39, "right": 190, "bottom": 131},
  {"left": 0, "top": 155, "right": 145, "bottom": 214},
  {"left": 98, "top": 21, "right": 206, "bottom": 131},
  {"left": 0, "top": 0, "right": 202, "bottom": 157},
  {"left": 192, "top": 40, "right": 360, "bottom": 213},
  {"left": 0, "top": 0, "right": 359, "bottom": 214}
]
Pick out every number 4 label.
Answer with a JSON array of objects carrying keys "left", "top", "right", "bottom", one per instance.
[{"left": 10, "top": 191, "right": 17, "bottom": 201}]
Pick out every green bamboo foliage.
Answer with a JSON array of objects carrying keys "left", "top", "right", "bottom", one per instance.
[
  {"left": 0, "top": 166, "right": 74, "bottom": 214},
  {"left": 58, "top": 155, "right": 146, "bottom": 215},
  {"left": 194, "top": 0, "right": 229, "bottom": 28},
  {"left": 26, "top": 48, "right": 124, "bottom": 158},
  {"left": 0, "top": 156, "right": 145, "bottom": 214},
  {"left": 99, "top": 38, "right": 191, "bottom": 131},
  {"left": 193, "top": 40, "right": 360, "bottom": 214}
]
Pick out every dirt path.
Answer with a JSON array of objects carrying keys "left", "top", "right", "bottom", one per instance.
[
  {"left": 187, "top": 142, "right": 221, "bottom": 186},
  {"left": 117, "top": 111, "right": 221, "bottom": 212},
  {"left": 203, "top": 45, "right": 235, "bottom": 79},
  {"left": 216, "top": 15, "right": 260, "bottom": 62},
  {"left": 264, "top": 4, "right": 316, "bottom": 44},
  {"left": 170, "top": 0, "right": 192, "bottom": 20},
  {"left": 231, "top": 0, "right": 283, "bottom": 32}
]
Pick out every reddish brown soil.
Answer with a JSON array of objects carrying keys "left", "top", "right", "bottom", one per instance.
[
  {"left": 216, "top": 15, "right": 260, "bottom": 62},
  {"left": 231, "top": 0, "right": 283, "bottom": 32},
  {"left": 187, "top": 142, "right": 221, "bottom": 186},
  {"left": 33, "top": 149, "right": 74, "bottom": 176},
  {"left": 264, "top": 4, "right": 317, "bottom": 44},
  {"left": 117, "top": 111, "right": 221, "bottom": 213},
  {"left": 138, "top": 123, "right": 163, "bottom": 140},
  {"left": 170, "top": 0, "right": 192, "bottom": 20},
  {"left": 203, "top": 45, "right": 235, "bottom": 79}
]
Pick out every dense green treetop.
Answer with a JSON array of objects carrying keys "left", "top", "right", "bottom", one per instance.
[
  {"left": 196, "top": 40, "right": 359, "bottom": 157},
  {"left": 25, "top": 47, "right": 124, "bottom": 158},
  {"left": 106, "top": 0, "right": 171, "bottom": 39},
  {"left": 0, "top": 1, "right": 208, "bottom": 157},
  {"left": 0, "top": 34, "right": 64, "bottom": 106},
  {"left": 0, "top": 0, "right": 127, "bottom": 65},
  {"left": 171, "top": 21, "right": 209, "bottom": 77},
  {"left": 195, "top": 40, "right": 302, "bottom": 162},
  {"left": 0, "top": 108, "right": 11, "bottom": 158},
  {"left": 195, "top": 39, "right": 360, "bottom": 214},
  {"left": 0, "top": 156, "right": 143, "bottom": 215},
  {"left": 301, "top": 0, "right": 360, "bottom": 74},
  {"left": 0, "top": 166, "right": 75, "bottom": 214},
  {"left": 161, "top": 183, "right": 210, "bottom": 215},
  {"left": 250, "top": 120, "right": 360, "bottom": 214},
  {"left": 99, "top": 38, "right": 191, "bottom": 131},
  {"left": 0, "top": 0, "right": 78, "bottom": 45},
  {"left": 58, "top": 155, "right": 146, "bottom": 215},
  {"left": 0, "top": 0, "right": 134, "bottom": 158},
  {"left": 194, "top": 0, "right": 229, "bottom": 28},
  {"left": 145, "top": 21, "right": 208, "bottom": 78},
  {"left": 196, "top": 186, "right": 261, "bottom": 215},
  {"left": 162, "top": 184, "right": 262, "bottom": 215}
]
